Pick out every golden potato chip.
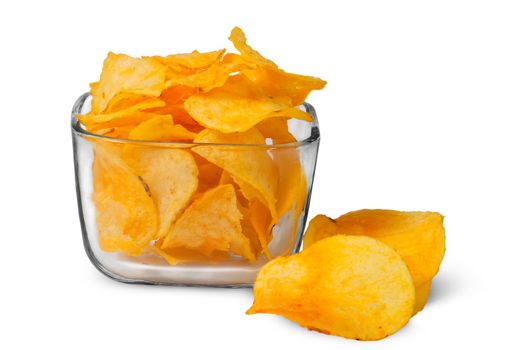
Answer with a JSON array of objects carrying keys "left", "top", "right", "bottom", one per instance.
[
  {"left": 247, "top": 199, "right": 272, "bottom": 256},
  {"left": 122, "top": 146, "right": 198, "bottom": 240},
  {"left": 229, "top": 27, "right": 277, "bottom": 68},
  {"left": 414, "top": 280, "right": 432, "bottom": 313},
  {"left": 128, "top": 115, "right": 196, "bottom": 141},
  {"left": 155, "top": 49, "right": 225, "bottom": 70},
  {"left": 160, "top": 85, "right": 198, "bottom": 105},
  {"left": 152, "top": 244, "right": 230, "bottom": 264},
  {"left": 193, "top": 128, "right": 278, "bottom": 219},
  {"left": 303, "top": 214, "right": 340, "bottom": 248},
  {"left": 240, "top": 222, "right": 263, "bottom": 257},
  {"left": 247, "top": 235, "right": 415, "bottom": 340},
  {"left": 161, "top": 184, "right": 254, "bottom": 261},
  {"left": 103, "top": 92, "right": 155, "bottom": 113},
  {"left": 245, "top": 67, "right": 327, "bottom": 106},
  {"left": 79, "top": 98, "right": 165, "bottom": 126},
  {"left": 86, "top": 112, "right": 173, "bottom": 133},
  {"left": 184, "top": 75, "right": 312, "bottom": 133},
  {"left": 303, "top": 210, "right": 446, "bottom": 314},
  {"left": 256, "top": 117, "right": 296, "bottom": 144},
  {"left": 166, "top": 61, "right": 251, "bottom": 92},
  {"left": 274, "top": 149, "right": 306, "bottom": 219},
  {"left": 92, "top": 143, "right": 158, "bottom": 256},
  {"left": 90, "top": 52, "right": 166, "bottom": 113},
  {"left": 193, "top": 153, "right": 224, "bottom": 194},
  {"left": 229, "top": 27, "right": 326, "bottom": 106},
  {"left": 92, "top": 126, "right": 135, "bottom": 139}
]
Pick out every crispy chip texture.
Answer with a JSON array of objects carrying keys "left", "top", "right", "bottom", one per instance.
[
  {"left": 123, "top": 146, "right": 198, "bottom": 240},
  {"left": 156, "top": 49, "right": 225, "bottom": 70},
  {"left": 193, "top": 128, "right": 278, "bottom": 219},
  {"left": 80, "top": 27, "right": 324, "bottom": 264},
  {"left": 90, "top": 53, "right": 166, "bottom": 113},
  {"left": 128, "top": 116, "right": 197, "bottom": 141},
  {"left": 303, "top": 210, "right": 446, "bottom": 314},
  {"left": 184, "top": 75, "right": 312, "bottom": 133},
  {"left": 247, "top": 235, "right": 415, "bottom": 340},
  {"left": 228, "top": 26, "right": 326, "bottom": 106},
  {"left": 92, "top": 143, "right": 158, "bottom": 256},
  {"left": 161, "top": 184, "right": 254, "bottom": 261}
]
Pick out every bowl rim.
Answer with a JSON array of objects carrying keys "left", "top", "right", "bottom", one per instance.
[{"left": 71, "top": 93, "right": 320, "bottom": 149}]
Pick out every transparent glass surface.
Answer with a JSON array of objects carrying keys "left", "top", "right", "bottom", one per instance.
[{"left": 72, "top": 93, "right": 320, "bottom": 286}]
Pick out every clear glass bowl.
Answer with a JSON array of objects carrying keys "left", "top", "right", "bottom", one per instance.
[{"left": 71, "top": 93, "right": 320, "bottom": 286}]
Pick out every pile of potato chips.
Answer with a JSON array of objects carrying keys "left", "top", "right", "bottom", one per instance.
[
  {"left": 248, "top": 210, "right": 446, "bottom": 340},
  {"left": 78, "top": 27, "right": 446, "bottom": 341},
  {"left": 79, "top": 27, "right": 326, "bottom": 263}
]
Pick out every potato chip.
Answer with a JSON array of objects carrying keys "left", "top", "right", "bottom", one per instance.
[
  {"left": 86, "top": 112, "right": 173, "bottom": 133},
  {"left": 240, "top": 222, "right": 263, "bottom": 257},
  {"left": 152, "top": 244, "right": 230, "bottom": 264},
  {"left": 229, "top": 27, "right": 277, "bottom": 68},
  {"left": 92, "top": 143, "right": 158, "bottom": 256},
  {"left": 274, "top": 149, "right": 306, "bottom": 219},
  {"left": 247, "top": 235, "right": 415, "bottom": 340},
  {"left": 229, "top": 27, "right": 326, "bottom": 106},
  {"left": 303, "top": 210, "right": 446, "bottom": 314},
  {"left": 90, "top": 53, "right": 166, "bottom": 113},
  {"left": 193, "top": 153, "right": 224, "bottom": 194},
  {"left": 104, "top": 92, "right": 155, "bottom": 113},
  {"left": 79, "top": 98, "right": 165, "bottom": 126},
  {"left": 256, "top": 117, "right": 296, "bottom": 144},
  {"left": 92, "top": 125, "right": 135, "bottom": 139},
  {"left": 161, "top": 184, "right": 254, "bottom": 261},
  {"left": 247, "top": 199, "right": 272, "bottom": 256},
  {"left": 193, "top": 128, "right": 278, "bottom": 219},
  {"left": 128, "top": 115, "right": 196, "bottom": 141},
  {"left": 122, "top": 146, "right": 198, "bottom": 240},
  {"left": 245, "top": 67, "right": 328, "bottom": 106},
  {"left": 166, "top": 61, "right": 251, "bottom": 92},
  {"left": 414, "top": 280, "right": 432, "bottom": 313},
  {"left": 160, "top": 85, "right": 198, "bottom": 105},
  {"left": 303, "top": 214, "right": 340, "bottom": 248},
  {"left": 156, "top": 49, "right": 225, "bottom": 69},
  {"left": 184, "top": 75, "right": 312, "bottom": 133}
]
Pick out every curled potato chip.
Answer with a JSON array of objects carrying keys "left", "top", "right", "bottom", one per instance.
[
  {"left": 245, "top": 67, "right": 327, "bottom": 107},
  {"left": 193, "top": 127, "right": 278, "bottom": 219},
  {"left": 229, "top": 27, "right": 326, "bottom": 106},
  {"left": 86, "top": 112, "right": 173, "bottom": 133},
  {"left": 256, "top": 117, "right": 296, "bottom": 144},
  {"left": 92, "top": 143, "right": 158, "bottom": 256},
  {"left": 184, "top": 75, "right": 312, "bottom": 133},
  {"left": 247, "top": 235, "right": 415, "bottom": 340},
  {"left": 274, "top": 149, "right": 306, "bottom": 219},
  {"left": 303, "top": 214, "right": 340, "bottom": 248},
  {"left": 128, "top": 115, "right": 196, "bottom": 141},
  {"left": 146, "top": 86, "right": 201, "bottom": 128},
  {"left": 247, "top": 199, "right": 272, "bottom": 256},
  {"left": 240, "top": 222, "right": 262, "bottom": 257},
  {"left": 90, "top": 53, "right": 166, "bottom": 113},
  {"left": 155, "top": 49, "right": 225, "bottom": 70},
  {"left": 92, "top": 125, "right": 135, "bottom": 139},
  {"left": 166, "top": 61, "right": 251, "bottom": 92},
  {"left": 122, "top": 146, "right": 198, "bottom": 240},
  {"left": 79, "top": 98, "right": 165, "bottom": 126},
  {"left": 229, "top": 27, "right": 277, "bottom": 68},
  {"left": 193, "top": 153, "right": 224, "bottom": 194},
  {"left": 303, "top": 210, "right": 446, "bottom": 314},
  {"left": 161, "top": 184, "right": 254, "bottom": 261}
]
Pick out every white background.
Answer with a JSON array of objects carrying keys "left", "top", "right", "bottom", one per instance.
[{"left": 1, "top": 0, "right": 505, "bottom": 348}]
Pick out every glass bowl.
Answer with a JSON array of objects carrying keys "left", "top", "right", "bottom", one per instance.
[{"left": 71, "top": 93, "right": 320, "bottom": 286}]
